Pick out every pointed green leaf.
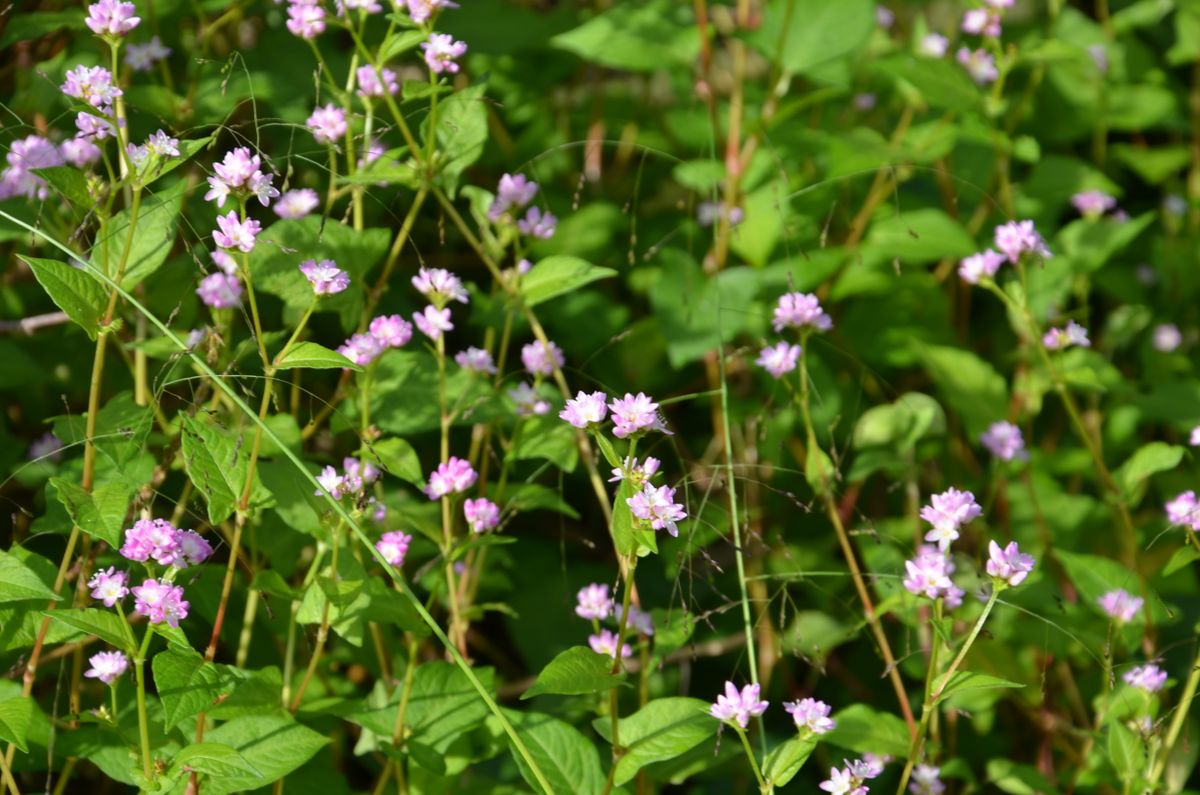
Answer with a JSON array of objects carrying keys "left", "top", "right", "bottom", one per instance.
[
  {"left": 0, "top": 550, "right": 59, "bottom": 603},
  {"left": 168, "top": 742, "right": 263, "bottom": 781},
  {"left": 0, "top": 696, "right": 33, "bottom": 753},
  {"left": 936, "top": 671, "right": 1025, "bottom": 702},
  {"left": 153, "top": 649, "right": 236, "bottom": 730},
  {"left": 274, "top": 341, "right": 361, "bottom": 371},
  {"left": 520, "top": 256, "right": 617, "bottom": 307},
  {"left": 522, "top": 646, "right": 628, "bottom": 699},
  {"left": 51, "top": 477, "right": 130, "bottom": 547},
  {"left": 18, "top": 255, "right": 106, "bottom": 340},
  {"left": 33, "top": 166, "right": 93, "bottom": 208},
  {"left": 501, "top": 709, "right": 605, "bottom": 795},
  {"left": 180, "top": 416, "right": 273, "bottom": 524},
  {"left": 44, "top": 608, "right": 135, "bottom": 652},
  {"left": 823, "top": 704, "right": 911, "bottom": 758},
  {"left": 592, "top": 697, "right": 716, "bottom": 786},
  {"left": 202, "top": 712, "right": 329, "bottom": 794},
  {"left": 763, "top": 734, "right": 818, "bottom": 788}
]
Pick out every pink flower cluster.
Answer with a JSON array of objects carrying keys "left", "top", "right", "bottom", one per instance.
[
  {"left": 455, "top": 347, "right": 497, "bottom": 374},
  {"left": 920, "top": 487, "right": 982, "bottom": 550},
  {"left": 1123, "top": 663, "right": 1167, "bottom": 693},
  {"left": 986, "top": 540, "right": 1035, "bottom": 587},
  {"left": 627, "top": 483, "right": 687, "bottom": 537},
  {"left": 0, "top": 136, "right": 66, "bottom": 201},
  {"left": 286, "top": 0, "right": 327, "bottom": 40},
  {"left": 610, "top": 392, "right": 670, "bottom": 438},
  {"left": 980, "top": 421, "right": 1025, "bottom": 461},
  {"left": 1165, "top": 491, "right": 1200, "bottom": 531},
  {"left": 314, "top": 456, "right": 381, "bottom": 500},
  {"left": 126, "top": 36, "right": 170, "bottom": 71},
  {"left": 575, "top": 583, "right": 613, "bottom": 620},
  {"left": 424, "top": 456, "right": 477, "bottom": 500},
  {"left": 300, "top": 259, "right": 350, "bottom": 295},
  {"left": 588, "top": 629, "right": 631, "bottom": 659},
  {"left": 756, "top": 341, "right": 802, "bottom": 379},
  {"left": 205, "top": 147, "right": 279, "bottom": 209},
  {"left": 903, "top": 545, "right": 964, "bottom": 608},
  {"left": 508, "top": 382, "right": 551, "bottom": 416},
  {"left": 275, "top": 188, "right": 320, "bottom": 220},
  {"left": 214, "top": 211, "right": 262, "bottom": 253},
  {"left": 88, "top": 567, "right": 130, "bottom": 607},
  {"left": 464, "top": 497, "right": 500, "bottom": 533},
  {"left": 820, "top": 757, "right": 885, "bottom": 795},
  {"left": 709, "top": 682, "right": 769, "bottom": 729},
  {"left": 1042, "top": 321, "right": 1090, "bottom": 351},
  {"left": 1071, "top": 190, "right": 1118, "bottom": 218},
  {"left": 772, "top": 292, "right": 832, "bottom": 333},
  {"left": 307, "top": 104, "right": 347, "bottom": 146},
  {"left": 1098, "top": 588, "right": 1143, "bottom": 624},
  {"left": 376, "top": 531, "right": 413, "bottom": 567},
  {"left": 120, "top": 518, "right": 213, "bottom": 569},
  {"left": 85, "top": 651, "right": 129, "bottom": 684},
  {"left": 412, "top": 267, "right": 469, "bottom": 307},
  {"left": 337, "top": 314, "right": 414, "bottom": 366},
  {"left": 783, "top": 698, "right": 835, "bottom": 734},
  {"left": 521, "top": 340, "right": 564, "bottom": 377},
  {"left": 422, "top": 33, "right": 468, "bottom": 74},
  {"left": 132, "top": 578, "right": 189, "bottom": 627},
  {"left": 85, "top": 0, "right": 140, "bottom": 36},
  {"left": 488, "top": 173, "right": 539, "bottom": 221}
]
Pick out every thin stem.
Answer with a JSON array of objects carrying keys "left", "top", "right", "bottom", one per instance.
[
  {"left": 1147, "top": 648, "right": 1200, "bottom": 787},
  {"left": 0, "top": 748, "right": 20, "bottom": 795},
  {"left": 134, "top": 626, "right": 156, "bottom": 783},
  {"left": 290, "top": 521, "right": 342, "bottom": 711},
  {"left": 733, "top": 726, "right": 767, "bottom": 791}
]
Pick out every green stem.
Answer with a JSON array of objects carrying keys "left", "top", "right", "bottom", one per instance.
[
  {"left": 1147, "top": 648, "right": 1200, "bottom": 788},
  {"left": 734, "top": 726, "right": 767, "bottom": 792},
  {"left": 134, "top": 626, "right": 156, "bottom": 783}
]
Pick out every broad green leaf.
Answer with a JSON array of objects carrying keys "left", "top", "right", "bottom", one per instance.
[
  {"left": 1107, "top": 721, "right": 1145, "bottom": 783},
  {"left": 751, "top": 0, "right": 873, "bottom": 74},
  {"left": 864, "top": 209, "right": 977, "bottom": 263},
  {"left": 19, "top": 255, "right": 106, "bottom": 340},
  {"left": 521, "top": 646, "right": 628, "bottom": 700},
  {"left": 430, "top": 82, "right": 488, "bottom": 193},
  {"left": 367, "top": 437, "right": 424, "bottom": 485},
  {"left": 33, "top": 166, "right": 92, "bottom": 208},
  {"left": 823, "top": 704, "right": 911, "bottom": 759},
  {"left": 0, "top": 9, "right": 83, "bottom": 47},
  {"left": 350, "top": 662, "right": 495, "bottom": 753},
  {"left": 936, "top": 672, "right": 1025, "bottom": 702},
  {"left": 520, "top": 255, "right": 617, "bottom": 307},
  {"left": 1115, "top": 442, "right": 1184, "bottom": 499},
  {"left": 153, "top": 648, "right": 236, "bottom": 730},
  {"left": 763, "top": 734, "right": 818, "bottom": 788},
  {"left": 611, "top": 480, "right": 637, "bottom": 558},
  {"left": 1056, "top": 212, "right": 1155, "bottom": 273},
  {"left": 0, "top": 696, "right": 33, "bottom": 753},
  {"left": 648, "top": 251, "right": 758, "bottom": 367},
  {"left": 985, "top": 758, "right": 1061, "bottom": 794},
  {"left": 1163, "top": 546, "right": 1200, "bottom": 577},
  {"left": 45, "top": 608, "right": 135, "bottom": 652},
  {"left": 251, "top": 570, "right": 302, "bottom": 601},
  {"left": 143, "top": 137, "right": 212, "bottom": 187},
  {"left": 168, "top": 742, "right": 263, "bottom": 781},
  {"left": 552, "top": 0, "right": 699, "bottom": 72},
  {"left": 97, "top": 178, "right": 187, "bottom": 290},
  {"left": 0, "top": 550, "right": 58, "bottom": 604},
  {"left": 877, "top": 54, "right": 982, "bottom": 113},
  {"left": 379, "top": 29, "right": 428, "bottom": 62},
  {"left": 202, "top": 712, "right": 329, "bottom": 794},
  {"left": 919, "top": 344, "right": 1008, "bottom": 439},
  {"left": 180, "top": 416, "right": 273, "bottom": 524},
  {"left": 51, "top": 477, "right": 130, "bottom": 547},
  {"left": 361, "top": 579, "right": 431, "bottom": 637},
  {"left": 592, "top": 697, "right": 716, "bottom": 786},
  {"left": 500, "top": 709, "right": 605, "bottom": 795},
  {"left": 509, "top": 413, "right": 579, "bottom": 472},
  {"left": 274, "top": 341, "right": 361, "bottom": 371}
]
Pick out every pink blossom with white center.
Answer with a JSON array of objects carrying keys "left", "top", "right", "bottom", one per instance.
[
  {"left": 85, "top": 0, "right": 140, "bottom": 36},
  {"left": 412, "top": 267, "right": 469, "bottom": 306},
  {"left": 405, "top": 0, "right": 458, "bottom": 23},
  {"left": 1071, "top": 190, "right": 1118, "bottom": 218},
  {"left": 61, "top": 137, "right": 102, "bottom": 168},
  {"left": 341, "top": 0, "right": 382, "bottom": 13},
  {"left": 76, "top": 111, "right": 114, "bottom": 140},
  {"left": 627, "top": 483, "right": 687, "bottom": 536},
  {"left": 274, "top": 188, "right": 320, "bottom": 219},
  {"left": 455, "top": 347, "right": 497, "bottom": 374},
  {"left": 132, "top": 578, "right": 189, "bottom": 627},
  {"left": 615, "top": 604, "right": 655, "bottom": 636},
  {"left": 286, "top": 3, "right": 326, "bottom": 38},
  {"left": 464, "top": 498, "right": 500, "bottom": 533},
  {"left": 424, "top": 456, "right": 477, "bottom": 500},
  {"left": 910, "top": 764, "right": 946, "bottom": 795},
  {"left": 126, "top": 36, "right": 171, "bottom": 71},
  {"left": 413, "top": 305, "right": 453, "bottom": 340},
  {"left": 375, "top": 531, "right": 412, "bottom": 567},
  {"left": 299, "top": 259, "right": 350, "bottom": 295},
  {"left": 517, "top": 206, "right": 557, "bottom": 239},
  {"left": 772, "top": 292, "right": 832, "bottom": 333},
  {"left": 1165, "top": 491, "right": 1200, "bottom": 530},
  {"left": 608, "top": 392, "right": 665, "bottom": 438},
  {"left": 176, "top": 530, "right": 213, "bottom": 567},
  {"left": 369, "top": 314, "right": 413, "bottom": 348},
  {"left": 1190, "top": 426, "right": 1200, "bottom": 447},
  {"left": 589, "top": 629, "right": 632, "bottom": 660},
  {"left": 709, "top": 682, "right": 769, "bottom": 729},
  {"left": 920, "top": 488, "right": 982, "bottom": 550},
  {"left": 918, "top": 33, "right": 949, "bottom": 58},
  {"left": 819, "top": 766, "right": 856, "bottom": 795},
  {"left": 487, "top": 173, "right": 539, "bottom": 220},
  {"left": 756, "top": 341, "right": 801, "bottom": 378},
  {"left": 903, "top": 545, "right": 956, "bottom": 602},
  {"left": 1123, "top": 664, "right": 1167, "bottom": 693},
  {"left": 956, "top": 47, "right": 999, "bottom": 84},
  {"left": 575, "top": 583, "right": 612, "bottom": 620},
  {"left": 961, "top": 8, "right": 1001, "bottom": 36},
  {"left": 88, "top": 567, "right": 129, "bottom": 607},
  {"left": 958, "top": 249, "right": 1006, "bottom": 284},
  {"left": 212, "top": 249, "right": 238, "bottom": 274},
  {"left": 356, "top": 65, "right": 399, "bottom": 97},
  {"left": 560, "top": 391, "right": 608, "bottom": 428},
  {"left": 986, "top": 539, "right": 1035, "bottom": 587},
  {"left": 521, "top": 340, "right": 564, "bottom": 376},
  {"left": 1153, "top": 323, "right": 1182, "bottom": 352},
  {"left": 1098, "top": 589, "right": 1143, "bottom": 624},
  {"left": 338, "top": 332, "right": 384, "bottom": 366},
  {"left": 994, "top": 219, "right": 1051, "bottom": 263},
  {"left": 783, "top": 698, "right": 835, "bottom": 734},
  {"left": 980, "top": 421, "right": 1026, "bottom": 461},
  {"left": 213, "top": 211, "right": 261, "bottom": 253},
  {"left": 85, "top": 651, "right": 129, "bottom": 685},
  {"left": 508, "top": 382, "right": 551, "bottom": 416},
  {"left": 314, "top": 465, "right": 346, "bottom": 499},
  {"left": 609, "top": 456, "right": 661, "bottom": 484},
  {"left": 421, "top": 33, "right": 468, "bottom": 74},
  {"left": 307, "top": 104, "right": 347, "bottom": 145},
  {"left": 196, "top": 272, "right": 242, "bottom": 308},
  {"left": 120, "top": 518, "right": 182, "bottom": 566},
  {"left": 61, "top": 65, "right": 122, "bottom": 109},
  {"left": 212, "top": 147, "right": 260, "bottom": 188},
  {"left": 1043, "top": 321, "right": 1090, "bottom": 350}
]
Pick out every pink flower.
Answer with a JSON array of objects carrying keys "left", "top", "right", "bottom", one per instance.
[
  {"left": 307, "top": 104, "right": 347, "bottom": 145},
  {"left": 756, "top": 341, "right": 801, "bottom": 378},
  {"left": 369, "top": 314, "right": 413, "bottom": 348},
  {"left": 910, "top": 764, "right": 946, "bottom": 795},
  {"left": 588, "top": 629, "right": 632, "bottom": 660},
  {"left": 76, "top": 111, "right": 114, "bottom": 140},
  {"left": 213, "top": 211, "right": 261, "bottom": 253},
  {"left": 314, "top": 465, "right": 346, "bottom": 499},
  {"left": 338, "top": 333, "right": 384, "bottom": 366},
  {"left": 1123, "top": 663, "right": 1167, "bottom": 693},
  {"left": 958, "top": 249, "right": 1006, "bottom": 284},
  {"left": 517, "top": 206, "right": 557, "bottom": 239},
  {"left": 783, "top": 698, "right": 835, "bottom": 734},
  {"left": 627, "top": 483, "right": 687, "bottom": 537},
  {"left": 131, "top": 578, "right": 189, "bottom": 627},
  {"left": 994, "top": 219, "right": 1051, "bottom": 263},
  {"left": 903, "top": 545, "right": 961, "bottom": 606},
  {"left": 405, "top": 0, "right": 458, "bottom": 23},
  {"left": 986, "top": 540, "right": 1035, "bottom": 587},
  {"left": 1043, "top": 321, "right": 1090, "bottom": 350},
  {"left": 85, "top": 0, "right": 140, "bottom": 36},
  {"left": 980, "top": 421, "right": 1025, "bottom": 461},
  {"left": 918, "top": 33, "right": 949, "bottom": 58},
  {"left": 60, "top": 137, "right": 102, "bottom": 168},
  {"left": 772, "top": 292, "right": 832, "bottom": 333},
  {"left": 85, "top": 651, "right": 129, "bottom": 685},
  {"left": 1190, "top": 426, "right": 1200, "bottom": 447},
  {"left": 1098, "top": 589, "right": 1143, "bottom": 624},
  {"left": 61, "top": 65, "right": 122, "bottom": 109},
  {"left": 120, "top": 518, "right": 182, "bottom": 566},
  {"left": 609, "top": 456, "right": 661, "bottom": 484},
  {"left": 920, "top": 487, "right": 982, "bottom": 550},
  {"left": 455, "top": 347, "right": 497, "bottom": 374},
  {"left": 1153, "top": 323, "right": 1182, "bottom": 353},
  {"left": 357, "top": 65, "right": 399, "bottom": 97},
  {"left": 421, "top": 33, "right": 468, "bottom": 74},
  {"left": 274, "top": 188, "right": 320, "bottom": 219},
  {"left": 615, "top": 604, "right": 655, "bottom": 635},
  {"left": 125, "top": 36, "right": 171, "bottom": 71},
  {"left": 376, "top": 531, "right": 412, "bottom": 567},
  {"left": 1165, "top": 491, "right": 1200, "bottom": 530},
  {"left": 608, "top": 392, "right": 665, "bottom": 439},
  {"left": 286, "top": 4, "right": 326, "bottom": 39},
  {"left": 961, "top": 8, "right": 1001, "bottom": 36},
  {"left": 560, "top": 391, "right": 608, "bottom": 428},
  {"left": 88, "top": 567, "right": 129, "bottom": 607},
  {"left": 176, "top": 531, "right": 213, "bottom": 566},
  {"left": 575, "top": 583, "right": 612, "bottom": 620},
  {"left": 0, "top": 136, "right": 63, "bottom": 200},
  {"left": 488, "top": 173, "right": 539, "bottom": 220},
  {"left": 1071, "top": 190, "right": 1118, "bottom": 218},
  {"left": 425, "top": 456, "right": 477, "bottom": 500},
  {"left": 299, "top": 259, "right": 350, "bottom": 295},
  {"left": 709, "top": 682, "right": 768, "bottom": 729},
  {"left": 521, "top": 340, "right": 564, "bottom": 376},
  {"left": 412, "top": 267, "right": 469, "bottom": 306},
  {"left": 413, "top": 305, "right": 453, "bottom": 340},
  {"left": 196, "top": 272, "right": 243, "bottom": 309},
  {"left": 956, "top": 47, "right": 998, "bottom": 84},
  {"left": 463, "top": 498, "right": 500, "bottom": 533},
  {"left": 508, "top": 382, "right": 551, "bottom": 416}
]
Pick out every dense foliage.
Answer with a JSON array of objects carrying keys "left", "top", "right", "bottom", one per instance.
[{"left": 1, "top": 0, "right": 1199, "bottom": 793}]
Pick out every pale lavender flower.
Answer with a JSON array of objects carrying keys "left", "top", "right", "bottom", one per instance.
[
  {"left": 88, "top": 567, "right": 129, "bottom": 607},
  {"left": 962, "top": 8, "right": 1001, "bottom": 36},
  {"left": 1072, "top": 190, "right": 1118, "bottom": 218},
  {"left": 609, "top": 392, "right": 665, "bottom": 438},
  {"left": 627, "top": 483, "right": 686, "bottom": 537},
  {"left": 980, "top": 421, "right": 1025, "bottom": 461},
  {"left": 85, "top": 651, "right": 129, "bottom": 685},
  {"left": 342, "top": 457, "right": 380, "bottom": 492},
  {"left": 413, "top": 305, "right": 453, "bottom": 340},
  {"left": 212, "top": 249, "right": 238, "bottom": 274},
  {"left": 783, "top": 698, "right": 835, "bottom": 734},
  {"left": 853, "top": 93, "right": 876, "bottom": 111},
  {"left": 76, "top": 111, "right": 114, "bottom": 140},
  {"left": 455, "top": 347, "right": 497, "bottom": 374},
  {"left": 1153, "top": 324, "right": 1182, "bottom": 353},
  {"left": 560, "top": 391, "right": 608, "bottom": 428},
  {"left": 342, "top": 0, "right": 382, "bottom": 12},
  {"left": 1088, "top": 43, "right": 1109, "bottom": 74},
  {"left": 357, "top": 65, "right": 399, "bottom": 97},
  {"left": 405, "top": 0, "right": 458, "bottom": 23},
  {"left": 307, "top": 104, "right": 347, "bottom": 145},
  {"left": 369, "top": 314, "right": 413, "bottom": 348},
  {"left": 1098, "top": 589, "right": 1143, "bottom": 624},
  {"left": 958, "top": 249, "right": 1006, "bottom": 284},
  {"left": 338, "top": 332, "right": 384, "bottom": 366},
  {"left": 120, "top": 518, "right": 182, "bottom": 566},
  {"left": 61, "top": 65, "right": 122, "bottom": 109},
  {"left": 756, "top": 341, "right": 801, "bottom": 378},
  {"left": 994, "top": 219, "right": 1051, "bottom": 263},
  {"left": 709, "top": 682, "right": 769, "bottom": 729},
  {"left": 1043, "top": 321, "right": 1090, "bottom": 350},
  {"left": 904, "top": 545, "right": 958, "bottom": 603},
  {"left": 27, "top": 432, "right": 63, "bottom": 462},
  {"left": 287, "top": 3, "right": 326, "bottom": 38},
  {"left": 819, "top": 767, "right": 856, "bottom": 795},
  {"left": 85, "top": 0, "right": 140, "bottom": 36},
  {"left": 589, "top": 629, "right": 631, "bottom": 660},
  {"left": 274, "top": 188, "right": 320, "bottom": 219},
  {"left": 488, "top": 173, "right": 539, "bottom": 220},
  {"left": 60, "top": 137, "right": 102, "bottom": 168},
  {"left": 1123, "top": 664, "right": 1167, "bottom": 693},
  {"left": 145, "top": 129, "right": 180, "bottom": 157},
  {"left": 517, "top": 206, "right": 557, "bottom": 239},
  {"left": 0, "top": 136, "right": 63, "bottom": 200},
  {"left": 1165, "top": 491, "right": 1200, "bottom": 530},
  {"left": 986, "top": 540, "right": 1035, "bottom": 587},
  {"left": 421, "top": 33, "right": 467, "bottom": 74},
  {"left": 425, "top": 456, "right": 477, "bottom": 500},
  {"left": 521, "top": 340, "right": 564, "bottom": 376},
  {"left": 213, "top": 211, "right": 261, "bottom": 253},
  {"left": 314, "top": 465, "right": 346, "bottom": 499},
  {"left": 464, "top": 498, "right": 500, "bottom": 533},
  {"left": 918, "top": 33, "right": 949, "bottom": 58},
  {"left": 176, "top": 530, "right": 213, "bottom": 567},
  {"left": 772, "top": 292, "right": 832, "bottom": 333},
  {"left": 132, "top": 578, "right": 189, "bottom": 627},
  {"left": 299, "top": 259, "right": 350, "bottom": 295},
  {"left": 250, "top": 170, "right": 281, "bottom": 206},
  {"left": 125, "top": 36, "right": 171, "bottom": 71},
  {"left": 614, "top": 604, "right": 655, "bottom": 636},
  {"left": 1190, "top": 426, "right": 1200, "bottom": 447},
  {"left": 575, "top": 583, "right": 612, "bottom": 620},
  {"left": 876, "top": 5, "right": 894, "bottom": 28},
  {"left": 696, "top": 201, "right": 744, "bottom": 227},
  {"left": 856, "top": 756, "right": 888, "bottom": 779},
  {"left": 910, "top": 764, "right": 946, "bottom": 795},
  {"left": 508, "top": 382, "right": 551, "bottom": 416},
  {"left": 921, "top": 488, "right": 982, "bottom": 550},
  {"left": 412, "top": 266, "right": 468, "bottom": 306},
  {"left": 609, "top": 456, "right": 661, "bottom": 484},
  {"left": 376, "top": 531, "right": 412, "bottom": 567},
  {"left": 196, "top": 272, "right": 242, "bottom": 308},
  {"left": 956, "top": 47, "right": 998, "bottom": 84}
]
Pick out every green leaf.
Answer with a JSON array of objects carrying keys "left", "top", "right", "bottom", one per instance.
[
  {"left": 520, "top": 255, "right": 617, "bottom": 307},
  {"left": 985, "top": 758, "right": 1061, "bottom": 795},
  {"left": 648, "top": 251, "right": 759, "bottom": 367},
  {"left": 501, "top": 709, "right": 605, "bottom": 795},
  {"left": 367, "top": 437, "right": 424, "bottom": 485},
  {"left": 592, "top": 697, "right": 715, "bottom": 786},
  {"left": 611, "top": 480, "right": 637, "bottom": 558},
  {"left": 0, "top": 550, "right": 59, "bottom": 604},
  {"left": 379, "top": 29, "right": 428, "bottom": 62},
  {"left": 350, "top": 663, "right": 495, "bottom": 753},
  {"left": 509, "top": 413, "right": 579, "bottom": 472},
  {"left": 1163, "top": 545, "right": 1200, "bottom": 577},
  {"left": 1107, "top": 721, "right": 1145, "bottom": 783},
  {"left": 877, "top": 53, "right": 982, "bottom": 113},
  {"left": 864, "top": 209, "right": 978, "bottom": 263},
  {"left": 33, "top": 166, "right": 92, "bottom": 208},
  {"left": 202, "top": 712, "right": 329, "bottom": 794},
  {"left": 919, "top": 344, "right": 1008, "bottom": 439},
  {"left": 0, "top": 696, "right": 33, "bottom": 753},
  {"left": 431, "top": 82, "right": 488, "bottom": 193},
  {"left": 752, "top": 0, "right": 873, "bottom": 74},
  {"left": 521, "top": 646, "right": 628, "bottom": 700},
  {"left": 153, "top": 648, "right": 236, "bottom": 730},
  {"left": 168, "top": 742, "right": 263, "bottom": 781},
  {"left": 763, "top": 734, "right": 818, "bottom": 788},
  {"left": 144, "top": 137, "right": 212, "bottom": 187},
  {"left": 180, "top": 416, "right": 273, "bottom": 524},
  {"left": 936, "top": 672, "right": 1025, "bottom": 702},
  {"left": 45, "top": 608, "right": 135, "bottom": 652},
  {"left": 19, "top": 255, "right": 107, "bottom": 340},
  {"left": 251, "top": 570, "right": 302, "bottom": 601},
  {"left": 98, "top": 178, "right": 187, "bottom": 290},
  {"left": 1056, "top": 550, "right": 1157, "bottom": 623},
  {"left": 823, "top": 704, "right": 911, "bottom": 758},
  {"left": 552, "top": 0, "right": 700, "bottom": 72},
  {"left": 0, "top": 9, "right": 83, "bottom": 47},
  {"left": 274, "top": 341, "right": 361, "bottom": 371},
  {"left": 1115, "top": 442, "right": 1184, "bottom": 499},
  {"left": 50, "top": 478, "right": 130, "bottom": 547}
]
